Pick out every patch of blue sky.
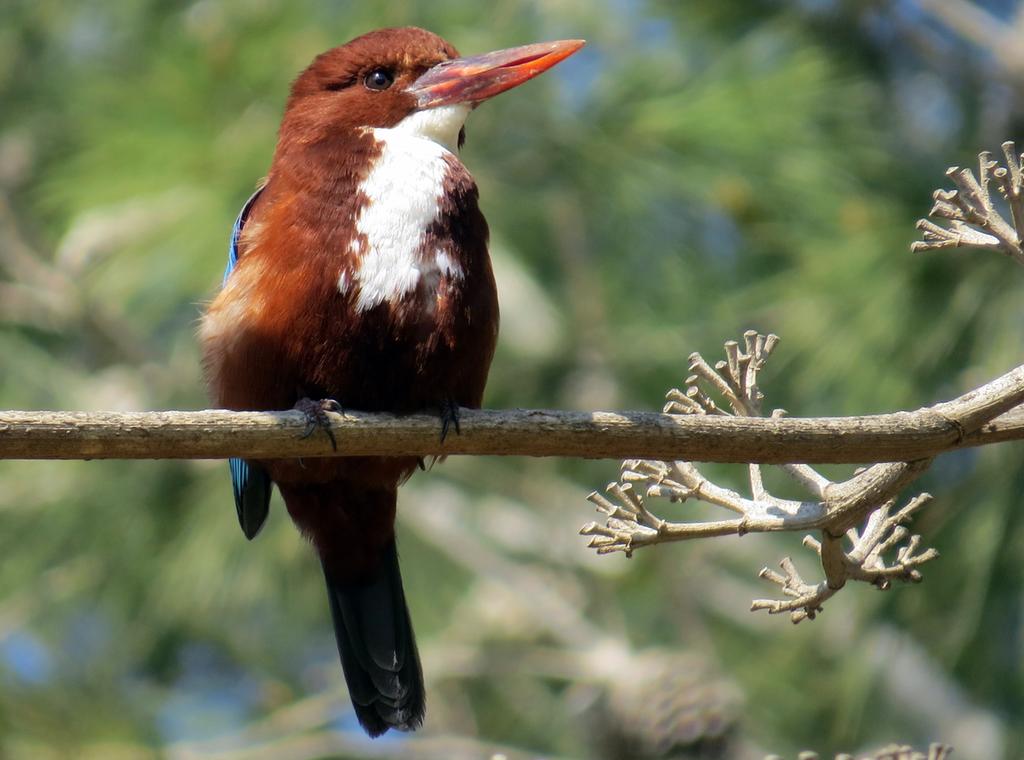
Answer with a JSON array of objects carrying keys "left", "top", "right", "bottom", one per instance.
[
  {"left": 0, "top": 630, "right": 54, "bottom": 685},
  {"left": 154, "top": 643, "right": 264, "bottom": 742}
]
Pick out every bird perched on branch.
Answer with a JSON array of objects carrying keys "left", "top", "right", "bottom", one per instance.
[{"left": 200, "top": 27, "right": 583, "bottom": 737}]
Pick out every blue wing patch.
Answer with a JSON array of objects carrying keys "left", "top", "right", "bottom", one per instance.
[
  {"left": 224, "top": 186, "right": 265, "bottom": 284},
  {"left": 225, "top": 187, "right": 272, "bottom": 540}
]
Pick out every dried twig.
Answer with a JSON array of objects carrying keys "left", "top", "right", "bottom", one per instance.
[
  {"left": 581, "top": 332, "right": 942, "bottom": 623},
  {"left": 763, "top": 743, "right": 954, "bottom": 760},
  {"left": 584, "top": 144, "right": 1024, "bottom": 624},
  {"left": 751, "top": 495, "right": 937, "bottom": 623},
  {"left": 912, "top": 142, "right": 1024, "bottom": 262}
]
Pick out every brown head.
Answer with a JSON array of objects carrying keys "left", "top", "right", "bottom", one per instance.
[{"left": 276, "top": 27, "right": 584, "bottom": 158}]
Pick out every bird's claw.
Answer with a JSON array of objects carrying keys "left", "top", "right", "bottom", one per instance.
[
  {"left": 295, "top": 397, "right": 341, "bottom": 451},
  {"left": 439, "top": 398, "right": 461, "bottom": 443}
]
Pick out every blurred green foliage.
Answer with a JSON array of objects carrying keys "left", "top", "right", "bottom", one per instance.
[{"left": 1, "top": 0, "right": 1022, "bottom": 757}]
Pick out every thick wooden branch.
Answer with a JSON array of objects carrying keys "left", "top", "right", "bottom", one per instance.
[
  {"left": 0, "top": 393, "right": 1020, "bottom": 463},
  {"left": 1, "top": 360, "right": 1021, "bottom": 463}
]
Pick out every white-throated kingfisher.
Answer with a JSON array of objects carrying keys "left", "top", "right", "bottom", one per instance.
[{"left": 199, "top": 27, "right": 583, "bottom": 737}]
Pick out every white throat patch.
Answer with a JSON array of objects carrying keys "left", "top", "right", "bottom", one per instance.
[
  {"left": 348, "top": 104, "right": 471, "bottom": 312},
  {"left": 392, "top": 103, "right": 470, "bottom": 154}
]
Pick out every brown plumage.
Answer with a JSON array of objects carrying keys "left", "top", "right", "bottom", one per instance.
[{"left": 199, "top": 27, "right": 583, "bottom": 736}]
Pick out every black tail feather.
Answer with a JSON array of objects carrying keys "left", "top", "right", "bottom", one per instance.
[{"left": 323, "top": 541, "right": 424, "bottom": 737}]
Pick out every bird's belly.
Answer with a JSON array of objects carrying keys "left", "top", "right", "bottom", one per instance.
[
  {"left": 323, "top": 279, "right": 497, "bottom": 414},
  {"left": 264, "top": 281, "right": 496, "bottom": 489}
]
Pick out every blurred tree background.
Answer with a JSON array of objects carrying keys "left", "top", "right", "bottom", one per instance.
[{"left": 1, "top": 0, "right": 1022, "bottom": 757}]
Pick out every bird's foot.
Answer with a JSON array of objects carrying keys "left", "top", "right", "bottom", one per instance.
[
  {"left": 439, "top": 398, "right": 461, "bottom": 444},
  {"left": 295, "top": 397, "right": 342, "bottom": 452}
]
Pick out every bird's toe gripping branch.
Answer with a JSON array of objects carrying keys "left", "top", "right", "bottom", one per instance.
[
  {"left": 295, "top": 397, "right": 343, "bottom": 451},
  {"left": 439, "top": 397, "right": 462, "bottom": 444},
  {"left": 579, "top": 331, "right": 939, "bottom": 624}
]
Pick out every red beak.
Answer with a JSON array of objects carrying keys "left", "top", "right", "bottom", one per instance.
[{"left": 408, "top": 39, "right": 586, "bottom": 109}]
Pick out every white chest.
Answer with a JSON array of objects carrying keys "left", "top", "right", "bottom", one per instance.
[{"left": 347, "top": 107, "right": 470, "bottom": 313}]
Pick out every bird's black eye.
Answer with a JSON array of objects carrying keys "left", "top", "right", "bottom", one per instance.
[{"left": 363, "top": 68, "right": 394, "bottom": 91}]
